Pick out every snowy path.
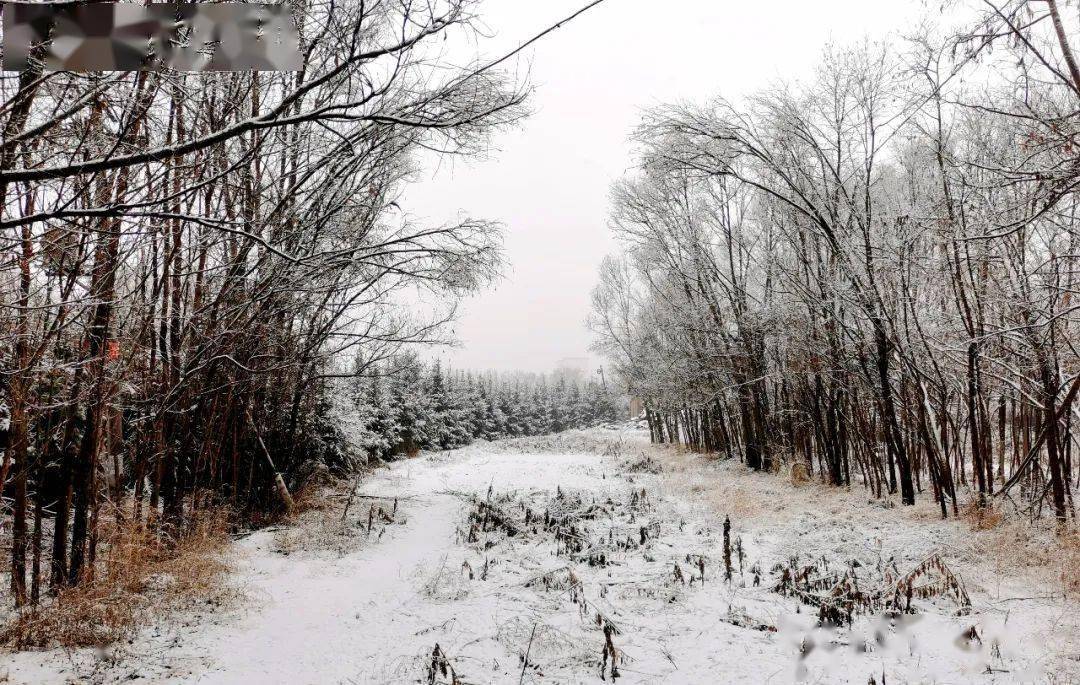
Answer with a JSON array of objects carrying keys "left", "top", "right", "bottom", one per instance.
[
  {"left": 4, "top": 429, "right": 1078, "bottom": 684},
  {"left": 4, "top": 444, "right": 629, "bottom": 684}
]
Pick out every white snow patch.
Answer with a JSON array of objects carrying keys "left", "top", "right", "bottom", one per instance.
[{"left": 3, "top": 427, "right": 1077, "bottom": 684}]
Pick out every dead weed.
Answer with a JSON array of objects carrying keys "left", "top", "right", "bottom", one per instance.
[{"left": 1, "top": 506, "right": 234, "bottom": 649}]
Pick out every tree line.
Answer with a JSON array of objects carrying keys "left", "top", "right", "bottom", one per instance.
[
  {"left": 335, "top": 355, "right": 622, "bottom": 463},
  {"left": 590, "top": 0, "right": 1080, "bottom": 525},
  {"left": 0, "top": 0, "right": 607, "bottom": 610}
]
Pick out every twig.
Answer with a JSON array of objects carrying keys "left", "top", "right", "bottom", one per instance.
[
  {"left": 519, "top": 623, "right": 537, "bottom": 685},
  {"left": 352, "top": 492, "right": 421, "bottom": 501},
  {"left": 415, "top": 617, "right": 457, "bottom": 636},
  {"left": 340, "top": 470, "right": 366, "bottom": 523},
  {"left": 245, "top": 408, "right": 295, "bottom": 513},
  {"left": 520, "top": 566, "right": 571, "bottom": 587}
]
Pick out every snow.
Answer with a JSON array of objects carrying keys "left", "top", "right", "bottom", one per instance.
[{"left": 3, "top": 427, "right": 1077, "bottom": 684}]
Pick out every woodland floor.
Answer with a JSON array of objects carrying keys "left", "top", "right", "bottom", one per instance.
[{"left": 2, "top": 427, "right": 1079, "bottom": 684}]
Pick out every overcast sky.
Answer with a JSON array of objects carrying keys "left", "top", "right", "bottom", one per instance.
[{"left": 407, "top": 0, "right": 927, "bottom": 374}]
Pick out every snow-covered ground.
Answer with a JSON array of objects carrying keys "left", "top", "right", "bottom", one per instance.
[{"left": 3, "top": 428, "right": 1077, "bottom": 684}]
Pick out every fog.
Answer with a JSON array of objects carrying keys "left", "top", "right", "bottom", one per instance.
[{"left": 407, "top": 0, "right": 925, "bottom": 373}]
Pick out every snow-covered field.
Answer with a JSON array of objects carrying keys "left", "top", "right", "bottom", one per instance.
[{"left": 3, "top": 428, "right": 1078, "bottom": 684}]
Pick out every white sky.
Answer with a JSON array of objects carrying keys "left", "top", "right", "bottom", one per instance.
[{"left": 407, "top": 0, "right": 928, "bottom": 373}]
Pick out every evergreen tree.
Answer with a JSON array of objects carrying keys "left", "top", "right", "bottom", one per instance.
[{"left": 341, "top": 355, "right": 624, "bottom": 456}]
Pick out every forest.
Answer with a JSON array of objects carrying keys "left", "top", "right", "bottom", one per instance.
[
  {"left": 591, "top": 1, "right": 1080, "bottom": 525},
  {"left": 336, "top": 356, "right": 622, "bottom": 462},
  {"left": 0, "top": 0, "right": 618, "bottom": 613},
  {"left": 2, "top": 0, "right": 1080, "bottom": 682}
]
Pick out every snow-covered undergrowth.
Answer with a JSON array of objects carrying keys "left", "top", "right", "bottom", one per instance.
[{"left": 3, "top": 427, "right": 1077, "bottom": 684}]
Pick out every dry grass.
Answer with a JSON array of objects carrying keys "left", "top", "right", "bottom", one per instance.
[
  {"left": 959, "top": 497, "right": 1005, "bottom": 531},
  {"left": 649, "top": 438, "right": 1080, "bottom": 606},
  {"left": 291, "top": 480, "right": 335, "bottom": 516},
  {"left": 1, "top": 505, "right": 234, "bottom": 650},
  {"left": 417, "top": 556, "right": 471, "bottom": 602},
  {"left": 0, "top": 474, "right": 376, "bottom": 653},
  {"left": 657, "top": 447, "right": 807, "bottom": 521},
  {"left": 1061, "top": 531, "right": 1080, "bottom": 597},
  {"left": 790, "top": 462, "right": 811, "bottom": 486},
  {"left": 704, "top": 483, "right": 771, "bottom": 519},
  {"left": 965, "top": 520, "right": 1080, "bottom": 598},
  {"left": 269, "top": 477, "right": 402, "bottom": 556}
]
